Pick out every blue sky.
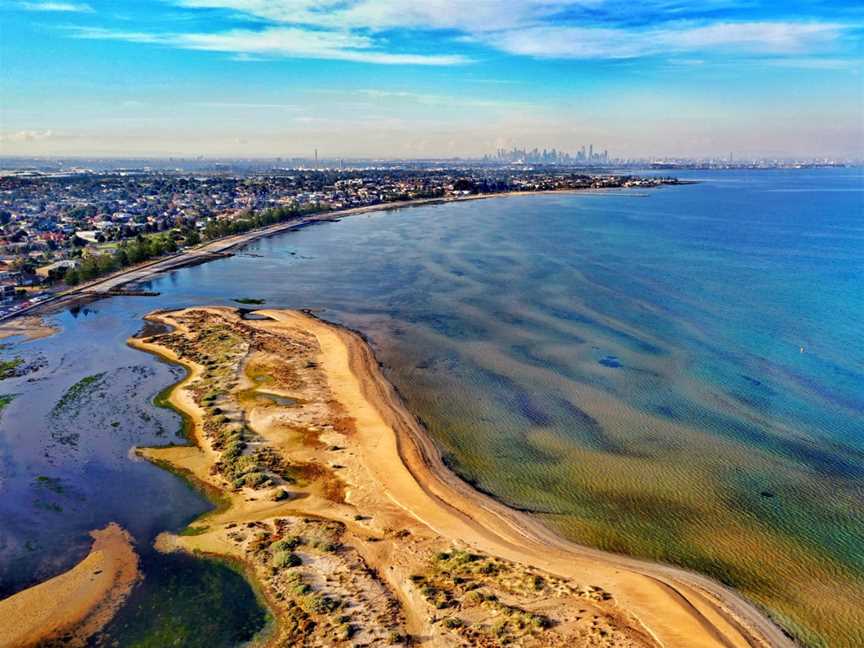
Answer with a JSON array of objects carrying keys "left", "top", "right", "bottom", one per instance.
[{"left": 1, "top": 0, "right": 862, "bottom": 158}]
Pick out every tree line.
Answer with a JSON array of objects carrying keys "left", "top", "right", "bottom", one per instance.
[{"left": 62, "top": 203, "right": 310, "bottom": 286}]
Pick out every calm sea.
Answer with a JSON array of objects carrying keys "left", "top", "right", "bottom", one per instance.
[{"left": 1, "top": 168, "right": 861, "bottom": 646}]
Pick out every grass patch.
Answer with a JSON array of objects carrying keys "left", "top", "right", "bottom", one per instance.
[
  {"left": 0, "top": 358, "right": 23, "bottom": 380},
  {"left": 34, "top": 475, "right": 65, "bottom": 494},
  {"left": 0, "top": 393, "right": 17, "bottom": 414},
  {"left": 52, "top": 372, "right": 106, "bottom": 415},
  {"left": 154, "top": 374, "right": 194, "bottom": 439}
]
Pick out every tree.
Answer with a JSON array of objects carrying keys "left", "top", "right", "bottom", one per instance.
[
  {"left": 127, "top": 241, "right": 146, "bottom": 264},
  {"left": 64, "top": 268, "right": 80, "bottom": 286},
  {"left": 78, "top": 256, "right": 99, "bottom": 281},
  {"left": 96, "top": 254, "right": 117, "bottom": 275},
  {"left": 114, "top": 247, "right": 129, "bottom": 267}
]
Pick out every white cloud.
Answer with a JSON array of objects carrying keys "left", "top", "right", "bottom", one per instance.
[
  {"left": 351, "top": 89, "right": 535, "bottom": 110},
  {"left": 174, "top": 0, "right": 601, "bottom": 33},
  {"left": 477, "top": 21, "right": 850, "bottom": 59},
  {"left": 63, "top": 1, "right": 856, "bottom": 65},
  {"left": 73, "top": 26, "right": 470, "bottom": 65},
  {"left": 657, "top": 21, "right": 846, "bottom": 54},
  {"left": 0, "top": 130, "right": 54, "bottom": 142},
  {"left": 759, "top": 57, "right": 859, "bottom": 70},
  {"left": 20, "top": 1, "right": 93, "bottom": 12},
  {"left": 194, "top": 101, "right": 302, "bottom": 109}
]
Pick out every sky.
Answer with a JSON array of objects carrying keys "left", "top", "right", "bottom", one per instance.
[{"left": 1, "top": 0, "right": 862, "bottom": 159}]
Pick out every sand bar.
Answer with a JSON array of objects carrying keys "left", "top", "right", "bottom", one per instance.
[
  {"left": 127, "top": 307, "right": 791, "bottom": 647},
  {"left": 0, "top": 315, "right": 58, "bottom": 341},
  {"left": 0, "top": 523, "right": 140, "bottom": 648}
]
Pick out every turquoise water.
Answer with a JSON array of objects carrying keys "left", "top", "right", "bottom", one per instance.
[{"left": 0, "top": 168, "right": 861, "bottom": 646}]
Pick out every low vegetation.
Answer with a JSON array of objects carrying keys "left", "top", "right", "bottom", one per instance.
[
  {"left": 52, "top": 373, "right": 106, "bottom": 416},
  {"left": 0, "top": 358, "right": 23, "bottom": 380},
  {"left": 0, "top": 393, "right": 17, "bottom": 414}
]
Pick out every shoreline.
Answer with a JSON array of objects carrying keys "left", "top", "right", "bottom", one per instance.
[
  {"left": 125, "top": 307, "right": 790, "bottom": 647},
  {"left": 324, "top": 315, "right": 795, "bottom": 648},
  {"left": 306, "top": 311, "right": 794, "bottom": 648},
  {"left": 21, "top": 185, "right": 668, "bottom": 321}
]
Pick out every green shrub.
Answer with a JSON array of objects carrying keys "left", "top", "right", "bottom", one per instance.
[
  {"left": 306, "top": 594, "right": 340, "bottom": 614},
  {"left": 242, "top": 472, "right": 269, "bottom": 488},
  {"left": 273, "top": 551, "right": 302, "bottom": 568},
  {"left": 272, "top": 536, "right": 303, "bottom": 551}
]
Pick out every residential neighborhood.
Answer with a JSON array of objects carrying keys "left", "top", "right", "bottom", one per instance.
[{"left": 0, "top": 165, "right": 679, "bottom": 317}]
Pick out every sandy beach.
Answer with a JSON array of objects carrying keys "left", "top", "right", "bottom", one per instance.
[
  {"left": 0, "top": 523, "right": 140, "bottom": 648},
  {"left": 121, "top": 306, "right": 791, "bottom": 647}
]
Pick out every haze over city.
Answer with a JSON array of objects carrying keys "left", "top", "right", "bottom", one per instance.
[{"left": 2, "top": 0, "right": 862, "bottom": 159}]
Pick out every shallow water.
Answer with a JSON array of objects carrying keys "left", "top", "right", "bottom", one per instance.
[{"left": 0, "top": 168, "right": 861, "bottom": 646}]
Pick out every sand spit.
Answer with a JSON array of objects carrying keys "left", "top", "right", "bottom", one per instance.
[
  {"left": 128, "top": 307, "right": 791, "bottom": 647},
  {"left": 0, "top": 523, "right": 140, "bottom": 648},
  {"left": 0, "top": 315, "right": 58, "bottom": 341}
]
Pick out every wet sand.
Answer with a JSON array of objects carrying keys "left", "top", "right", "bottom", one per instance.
[
  {"left": 0, "top": 523, "right": 140, "bottom": 648},
  {"left": 127, "top": 307, "right": 790, "bottom": 647},
  {"left": 0, "top": 315, "right": 58, "bottom": 341}
]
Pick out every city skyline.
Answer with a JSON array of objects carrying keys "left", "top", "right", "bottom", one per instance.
[{"left": 1, "top": 0, "right": 862, "bottom": 159}]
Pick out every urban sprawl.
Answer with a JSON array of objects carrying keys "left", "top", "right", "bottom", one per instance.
[{"left": 0, "top": 166, "right": 682, "bottom": 317}]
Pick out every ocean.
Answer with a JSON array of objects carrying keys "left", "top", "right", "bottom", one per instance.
[{"left": 1, "top": 168, "right": 861, "bottom": 646}]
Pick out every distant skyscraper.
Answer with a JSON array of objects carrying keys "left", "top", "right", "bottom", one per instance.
[{"left": 490, "top": 144, "right": 610, "bottom": 165}]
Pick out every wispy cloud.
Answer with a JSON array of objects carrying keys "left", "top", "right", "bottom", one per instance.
[
  {"left": 53, "top": 0, "right": 862, "bottom": 67},
  {"left": 474, "top": 21, "right": 851, "bottom": 59},
  {"left": 172, "top": 0, "right": 592, "bottom": 33},
  {"left": 193, "top": 101, "right": 302, "bottom": 110},
  {"left": 72, "top": 25, "right": 470, "bottom": 65},
  {"left": 302, "top": 88, "right": 536, "bottom": 113},
  {"left": 20, "top": 1, "right": 93, "bottom": 12},
  {"left": 0, "top": 130, "right": 55, "bottom": 142},
  {"left": 161, "top": 2, "right": 859, "bottom": 63}
]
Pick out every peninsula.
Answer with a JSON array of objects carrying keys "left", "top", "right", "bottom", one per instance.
[{"left": 115, "top": 306, "right": 790, "bottom": 647}]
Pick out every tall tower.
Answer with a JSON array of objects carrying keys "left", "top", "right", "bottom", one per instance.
[
  {"left": 589, "top": 144, "right": 594, "bottom": 161},
  {"left": 314, "top": 148, "right": 318, "bottom": 168}
]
